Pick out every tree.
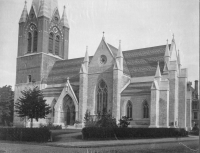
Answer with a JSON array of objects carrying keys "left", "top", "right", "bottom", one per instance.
[
  {"left": 0, "top": 85, "right": 14, "bottom": 126},
  {"left": 15, "top": 86, "right": 51, "bottom": 128}
]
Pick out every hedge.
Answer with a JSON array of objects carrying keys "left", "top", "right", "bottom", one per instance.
[
  {"left": 0, "top": 128, "right": 51, "bottom": 142},
  {"left": 82, "top": 127, "right": 188, "bottom": 139}
]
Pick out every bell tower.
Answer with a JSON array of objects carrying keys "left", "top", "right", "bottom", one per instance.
[{"left": 16, "top": 0, "right": 70, "bottom": 85}]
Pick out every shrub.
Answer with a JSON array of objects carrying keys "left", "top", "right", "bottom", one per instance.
[
  {"left": 95, "top": 112, "right": 117, "bottom": 128},
  {"left": 84, "top": 109, "right": 117, "bottom": 128},
  {"left": 118, "top": 116, "right": 130, "bottom": 128},
  {"left": 40, "top": 122, "right": 62, "bottom": 130},
  {"left": 0, "top": 127, "right": 51, "bottom": 142},
  {"left": 82, "top": 127, "right": 188, "bottom": 140}
]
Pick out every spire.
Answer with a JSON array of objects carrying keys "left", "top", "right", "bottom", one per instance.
[
  {"left": 60, "top": 5, "right": 70, "bottom": 28},
  {"left": 155, "top": 62, "right": 161, "bottom": 78},
  {"left": 38, "top": 0, "right": 50, "bottom": 18},
  {"left": 19, "top": 1, "right": 28, "bottom": 23},
  {"left": 83, "top": 46, "right": 89, "bottom": 63}
]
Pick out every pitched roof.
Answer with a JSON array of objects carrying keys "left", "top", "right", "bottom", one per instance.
[
  {"left": 121, "top": 82, "right": 152, "bottom": 96},
  {"left": 46, "top": 56, "right": 93, "bottom": 85},
  {"left": 46, "top": 44, "right": 166, "bottom": 85},
  {"left": 123, "top": 45, "right": 166, "bottom": 77},
  {"left": 107, "top": 43, "right": 118, "bottom": 57}
]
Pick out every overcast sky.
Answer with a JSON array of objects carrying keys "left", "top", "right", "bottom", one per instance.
[{"left": 0, "top": 0, "right": 199, "bottom": 89}]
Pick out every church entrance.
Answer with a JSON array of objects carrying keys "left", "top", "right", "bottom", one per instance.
[{"left": 63, "top": 95, "right": 75, "bottom": 125}]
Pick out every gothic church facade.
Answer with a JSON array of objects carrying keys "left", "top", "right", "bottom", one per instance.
[{"left": 14, "top": 0, "right": 192, "bottom": 130}]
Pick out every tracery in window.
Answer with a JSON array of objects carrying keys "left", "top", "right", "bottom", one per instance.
[
  {"left": 127, "top": 101, "right": 132, "bottom": 118},
  {"left": 97, "top": 80, "right": 108, "bottom": 114}
]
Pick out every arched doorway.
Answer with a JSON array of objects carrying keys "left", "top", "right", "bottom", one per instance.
[{"left": 63, "top": 95, "right": 75, "bottom": 125}]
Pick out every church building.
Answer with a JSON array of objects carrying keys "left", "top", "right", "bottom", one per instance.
[{"left": 14, "top": 0, "right": 192, "bottom": 130}]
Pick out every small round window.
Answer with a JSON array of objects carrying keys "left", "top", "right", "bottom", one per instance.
[{"left": 100, "top": 55, "right": 107, "bottom": 65}]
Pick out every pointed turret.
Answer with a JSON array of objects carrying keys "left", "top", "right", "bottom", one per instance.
[
  {"left": 164, "top": 40, "right": 170, "bottom": 63},
  {"left": 115, "top": 40, "right": 123, "bottom": 71},
  {"left": 19, "top": 1, "right": 28, "bottom": 23},
  {"left": 38, "top": 0, "right": 50, "bottom": 18},
  {"left": 60, "top": 6, "right": 70, "bottom": 28}
]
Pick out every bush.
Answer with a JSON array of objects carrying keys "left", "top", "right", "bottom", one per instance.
[
  {"left": 0, "top": 128, "right": 51, "bottom": 142},
  {"left": 40, "top": 122, "right": 62, "bottom": 130},
  {"left": 82, "top": 127, "right": 188, "bottom": 140},
  {"left": 84, "top": 109, "right": 117, "bottom": 128},
  {"left": 118, "top": 116, "right": 130, "bottom": 128}
]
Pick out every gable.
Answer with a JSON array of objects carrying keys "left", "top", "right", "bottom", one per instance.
[
  {"left": 89, "top": 38, "right": 115, "bottom": 73},
  {"left": 52, "top": 8, "right": 60, "bottom": 23},
  {"left": 28, "top": 6, "right": 37, "bottom": 22}
]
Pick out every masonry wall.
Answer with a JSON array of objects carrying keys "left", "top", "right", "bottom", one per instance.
[
  {"left": 87, "top": 71, "right": 113, "bottom": 114},
  {"left": 121, "top": 95, "right": 150, "bottom": 120},
  {"left": 159, "top": 90, "right": 169, "bottom": 127},
  {"left": 178, "top": 77, "right": 187, "bottom": 128},
  {"left": 168, "top": 70, "right": 178, "bottom": 126}
]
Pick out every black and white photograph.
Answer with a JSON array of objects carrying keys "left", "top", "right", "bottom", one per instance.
[{"left": 0, "top": 0, "right": 199, "bottom": 152}]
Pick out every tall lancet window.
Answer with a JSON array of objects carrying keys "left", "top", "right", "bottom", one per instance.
[
  {"left": 28, "top": 32, "right": 32, "bottom": 53},
  {"left": 49, "top": 33, "right": 54, "bottom": 53},
  {"left": 55, "top": 35, "right": 60, "bottom": 55},
  {"left": 97, "top": 80, "right": 108, "bottom": 114},
  {"left": 143, "top": 100, "right": 149, "bottom": 118},
  {"left": 33, "top": 30, "right": 38, "bottom": 52},
  {"left": 127, "top": 101, "right": 132, "bottom": 118}
]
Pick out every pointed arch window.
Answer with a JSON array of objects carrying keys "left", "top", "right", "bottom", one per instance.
[
  {"left": 55, "top": 35, "right": 60, "bottom": 55},
  {"left": 97, "top": 80, "right": 108, "bottom": 114},
  {"left": 33, "top": 30, "right": 38, "bottom": 52},
  {"left": 143, "top": 100, "right": 149, "bottom": 118},
  {"left": 28, "top": 32, "right": 32, "bottom": 53},
  {"left": 49, "top": 33, "right": 54, "bottom": 53},
  {"left": 127, "top": 101, "right": 132, "bottom": 118}
]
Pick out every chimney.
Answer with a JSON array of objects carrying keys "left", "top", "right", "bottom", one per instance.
[{"left": 195, "top": 80, "right": 198, "bottom": 96}]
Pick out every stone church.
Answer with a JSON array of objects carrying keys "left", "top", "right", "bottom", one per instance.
[{"left": 14, "top": 0, "right": 192, "bottom": 130}]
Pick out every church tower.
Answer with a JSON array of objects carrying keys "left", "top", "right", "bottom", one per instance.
[
  {"left": 16, "top": 0, "right": 69, "bottom": 85},
  {"left": 14, "top": 0, "right": 70, "bottom": 126}
]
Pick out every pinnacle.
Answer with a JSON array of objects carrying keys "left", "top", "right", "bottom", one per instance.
[
  {"left": 84, "top": 46, "right": 89, "bottom": 63},
  {"left": 60, "top": 5, "right": 70, "bottom": 28},
  {"left": 117, "top": 40, "right": 123, "bottom": 58},
  {"left": 155, "top": 62, "right": 161, "bottom": 78},
  {"left": 164, "top": 39, "right": 170, "bottom": 57},
  {"left": 19, "top": 1, "right": 28, "bottom": 23}
]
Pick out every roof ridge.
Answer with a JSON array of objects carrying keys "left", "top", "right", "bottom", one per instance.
[{"left": 123, "top": 44, "right": 169, "bottom": 53}]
